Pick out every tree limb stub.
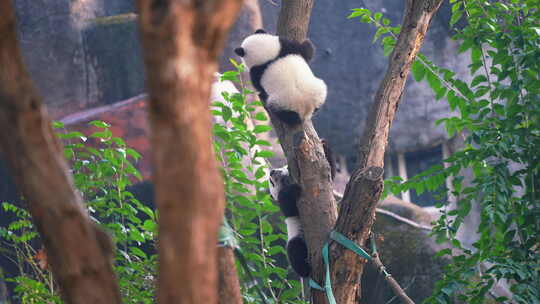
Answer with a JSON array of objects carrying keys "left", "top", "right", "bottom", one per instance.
[
  {"left": 332, "top": 0, "right": 444, "bottom": 303},
  {"left": 0, "top": 2, "right": 121, "bottom": 303},
  {"left": 136, "top": 0, "right": 242, "bottom": 303}
]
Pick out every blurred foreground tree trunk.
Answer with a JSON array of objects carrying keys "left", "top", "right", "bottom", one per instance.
[
  {"left": 217, "top": 247, "right": 243, "bottom": 304},
  {"left": 136, "top": 1, "right": 242, "bottom": 303},
  {"left": 274, "top": 0, "right": 443, "bottom": 303},
  {"left": 0, "top": 1, "right": 121, "bottom": 303}
]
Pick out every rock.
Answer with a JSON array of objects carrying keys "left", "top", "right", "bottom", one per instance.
[
  {"left": 14, "top": 0, "right": 261, "bottom": 118},
  {"left": 82, "top": 14, "right": 145, "bottom": 106},
  {"left": 14, "top": 0, "right": 88, "bottom": 117},
  {"left": 360, "top": 197, "right": 447, "bottom": 303}
]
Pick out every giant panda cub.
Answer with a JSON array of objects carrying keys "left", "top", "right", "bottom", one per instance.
[
  {"left": 234, "top": 29, "right": 327, "bottom": 126},
  {"left": 268, "top": 141, "right": 336, "bottom": 278},
  {"left": 269, "top": 166, "right": 311, "bottom": 277}
]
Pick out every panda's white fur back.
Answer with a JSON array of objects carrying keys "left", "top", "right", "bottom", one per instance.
[{"left": 261, "top": 55, "right": 327, "bottom": 120}]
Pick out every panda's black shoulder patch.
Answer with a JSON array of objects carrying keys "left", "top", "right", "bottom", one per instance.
[
  {"left": 249, "top": 63, "right": 270, "bottom": 102},
  {"left": 278, "top": 183, "right": 301, "bottom": 217},
  {"left": 278, "top": 37, "right": 315, "bottom": 62}
]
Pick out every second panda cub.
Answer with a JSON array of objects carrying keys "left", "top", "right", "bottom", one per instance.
[
  {"left": 235, "top": 29, "right": 327, "bottom": 126},
  {"left": 269, "top": 167, "right": 311, "bottom": 277},
  {"left": 269, "top": 141, "right": 336, "bottom": 277}
]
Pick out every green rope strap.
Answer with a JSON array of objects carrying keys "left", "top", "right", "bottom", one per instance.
[{"left": 308, "top": 231, "right": 372, "bottom": 304}]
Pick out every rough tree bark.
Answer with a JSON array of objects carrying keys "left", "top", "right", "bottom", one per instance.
[
  {"left": 274, "top": 0, "right": 443, "bottom": 303},
  {"left": 0, "top": 2, "right": 121, "bottom": 303},
  {"left": 136, "top": 1, "right": 242, "bottom": 303}
]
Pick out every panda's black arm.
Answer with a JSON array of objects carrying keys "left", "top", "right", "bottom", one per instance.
[
  {"left": 278, "top": 37, "right": 315, "bottom": 63},
  {"left": 300, "top": 39, "right": 315, "bottom": 62},
  {"left": 249, "top": 65, "right": 269, "bottom": 102},
  {"left": 278, "top": 183, "right": 301, "bottom": 217}
]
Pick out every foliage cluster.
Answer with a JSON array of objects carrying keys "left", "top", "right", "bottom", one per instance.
[
  {"left": 0, "top": 62, "right": 304, "bottom": 304},
  {"left": 350, "top": 1, "right": 540, "bottom": 303},
  {"left": 1, "top": 121, "right": 156, "bottom": 303}
]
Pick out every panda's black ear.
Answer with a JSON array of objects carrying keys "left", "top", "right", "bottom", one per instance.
[
  {"left": 300, "top": 39, "right": 315, "bottom": 62},
  {"left": 255, "top": 29, "right": 267, "bottom": 34}
]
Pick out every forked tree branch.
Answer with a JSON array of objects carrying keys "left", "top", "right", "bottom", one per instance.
[
  {"left": 274, "top": 0, "right": 444, "bottom": 303},
  {"left": 330, "top": 0, "right": 444, "bottom": 302},
  {"left": 0, "top": 1, "right": 121, "bottom": 303}
]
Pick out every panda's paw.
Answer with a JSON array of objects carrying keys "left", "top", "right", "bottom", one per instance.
[
  {"left": 287, "top": 235, "right": 311, "bottom": 277},
  {"left": 267, "top": 104, "right": 303, "bottom": 125}
]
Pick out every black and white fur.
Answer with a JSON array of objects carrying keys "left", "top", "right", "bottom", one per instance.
[
  {"left": 234, "top": 29, "right": 327, "bottom": 125},
  {"left": 269, "top": 167, "right": 311, "bottom": 277},
  {"left": 268, "top": 141, "right": 336, "bottom": 277}
]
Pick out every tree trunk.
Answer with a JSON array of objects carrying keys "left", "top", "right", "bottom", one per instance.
[
  {"left": 0, "top": 2, "right": 121, "bottom": 303},
  {"left": 217, "top": 247, "right": 243, "bottom": 304},
  {"left": 136, "top": 1, "right": 242, "bottom": 303},
  {"left": 277, "top": 0, "right": 315, "bottom": 41},
  {"left": 331, "top": 0, "right": 444, "bottom": 303}
]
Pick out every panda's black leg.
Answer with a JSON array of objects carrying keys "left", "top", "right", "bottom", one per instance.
[
  {"left": 287, "top": 235, "right": 311, "bottom": 277},
  {"left": 278, "top": 184, "right": 301, "bottom": 217},
  {"left": 266, "top": 104, "right": 303, "bottom": 126},
  {"left": 273, "top": 110, "right": 303, "bottom": 125}
]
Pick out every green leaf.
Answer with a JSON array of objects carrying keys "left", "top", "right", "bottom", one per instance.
[
  {"left": 450, "top": 9, "right": 463, "bottom": 27},
  {"left": 471, "top": 75, "right": 487, "bottom": 87},
  {"left": 426, "top": 71, "right": 441, "bottom": 91},
  {"left": 130, "top": 247, "right": 148, "bottom": 259},
  {"left": 89, "top": 120, "right": 110, "bottom": 128},
  {"left": 255, "top": 150, "right": 274, "bottom": 158},
  {"left": 253, "top": 112, "right": 268, "bottom": 121},
  {"left": 254, "top": 139, "right": 271, "bottom": 147},
  {"left": 435, "top": 86, "right": 447, "bottom": 100},
  {"left": 411, "top": 59, "right": 426, "bottom": 82},
  {"left": 52, "top": 121, "right": 64, "bottom": 128},
  {"left": 253, "top": 125, "right": 272, "bottom": 134},
  {"left": 373, "top": 26, "right": 389, "bottom": 43},
  {"left": 222, "top": 107, "right": 232, "bottom": 122}
]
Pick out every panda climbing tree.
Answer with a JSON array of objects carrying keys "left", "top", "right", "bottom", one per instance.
[
  {"left": 235, "top": 28, "right": 333, "bottom": 277},
  {"left": 234, "top": 29, "right": 327, "bottom": 126},
  {"left": 233, "top": 2, "right": 441, "bottom": 299},
  {"left": 268, "top": 142, "right": 335, "bottom": 278}
]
